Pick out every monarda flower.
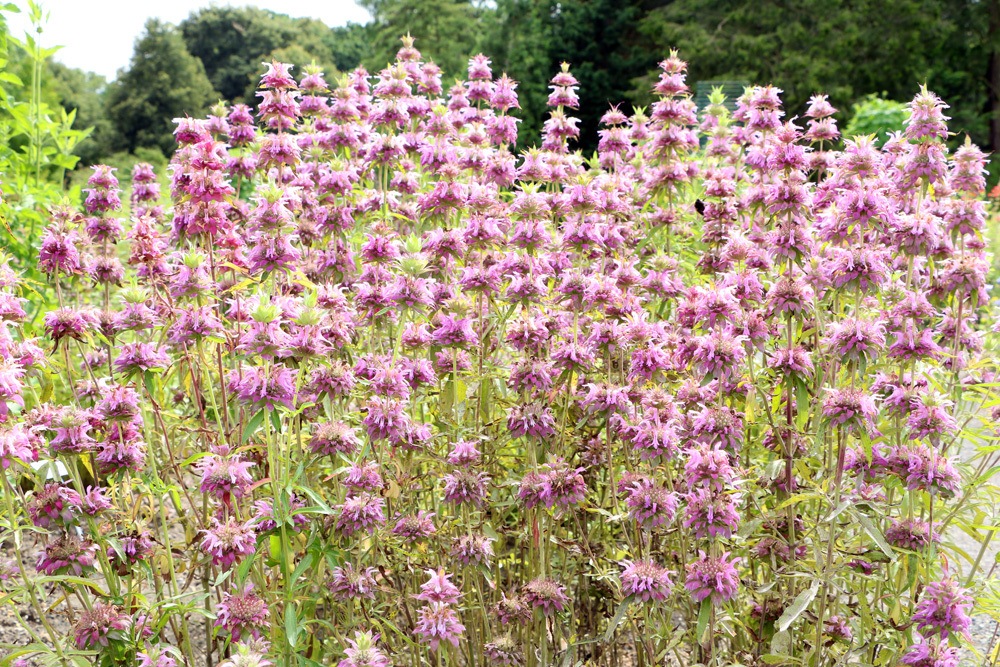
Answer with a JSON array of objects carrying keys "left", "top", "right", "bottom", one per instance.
[
  {"left": 823, "top": 318, "right": 885, "bottom": 365},
  {"left": 37, "top": 535, "right": 98, "bottom": 575},
  {"left": 537, "top": 457, "right": 587, "bottom": 509},
  {"left": 73, "top": 601, "right": 130, "bottom": 649},
  {"left": 442, "top": 468, "right": 490, "bottom": 507},
  {"left": 228, "top": 364, "right": 296, "bottom": 411},
  {"left": 113, "top": 342, "right": 170, "bottom": 375},
  {"left": 523, "top": 578, "right": 570, "bottom": 616},
  {"left": 26, "top": 483, "right": 81, "bottom": 528},
  {"left": 415, "top": 569, "right": 462, "bottom": 604},
  {"left": 484, "top": 634, "right": 523, "bottom": 666},
  {"left": 197, "top": 448, "right": 254, "bottom": 504},
  {"left": 899, "top": 637, "right": 960, "bottom": 667},
  {"left": 338, "top": 630, "right": 391, "bottom": 667},
  {"left": 216, "top": 584, "right": 269, "bottom": 642},
  {"left": 912, "top": 578, "right": 972, "bottom": 639},
  {"left": 507, "top": 402, "right": 556, "bottom": 439},
  {"left": 822, "top": 388, "right": 878, "bottom": 434},
  {"left": 451, "top": 533, "right": 494, "bottom": 566},
  {"left": 329, "top": 563, "right": 379, "bottom": 601},
  {"left": 885, "top": 518, "right": 940, "bottom": 551},
  {"left": 684, "top": 488, "right": 741, "bottom": 539},
  {"left": 685, "top": 551, "right": 740, "bottom": 604},
  {"left": 336, "top": 492, "right": 386, "bottom": 536},
  {"left": 392, "top": 510, "right": 436, "bottom": 543},
  {"left": 201, "top": 517, "right": 257, "bottom": 569},
  {"left": 625, "top": 478, "right": 678, "bottom": 529},
  {"left": 620, "top": 559, "right": 673, "bottom": 602},
  {"left": 684, "top": 445, "right": 737, "bottom": 491},
  {"left": 413, "top": 602, "right": 465, "bottom": 651},
  {"left": 309, "top": 421, "right": 360, "bottom": 456}
]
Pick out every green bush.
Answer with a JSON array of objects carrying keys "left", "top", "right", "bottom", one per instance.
[{"left": 843, "top": 94, "right": 907, "bottom": 145}]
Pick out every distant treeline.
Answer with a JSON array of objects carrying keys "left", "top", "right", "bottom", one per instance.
[{"left": 22, "top": 0, "right": 1000, "bottom": 169}]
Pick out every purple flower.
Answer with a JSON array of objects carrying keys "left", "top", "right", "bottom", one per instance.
[
  {"left": 822, "top": 387, "right": 878, "bottom": 433},
  {"left": 197, "top": 447, "right": 254, "bottom": 504},
  {"left": 73, "top": 601, "right": 130, "bottom": 649},
  {"left": 338, "top": 630, "right": 391, "bottom": 667},
  {"left": 216, "top": 584, "right": 269, "bottom": 642},
  {"left": 392, "top": 510, "right": 437, "bottom": 543},
  {"left": 912, "top": 578, "right": 972, "bottom": 639},
  {"left": 201, "top": 517, "right": 257, "bottom": 569},
  {"left": 309, "top": 421, "right": 360, "bottom": 456},
  {"left": 620, "top": 559, "right": 673, "bottom": 602},
  {"left": 900, "top": 637, "right": 959, "bottom": 667},
  {"left": 114, "top": 342, "right": 170, "bottom": 375},
  {"left": 442, "top": 468, "right": 490, "bottom": 507},
  {"left": 329, "top": 563, "right": 379, "bottom": 601},
  {"left": 685, "top": 551, "right": 740, "bottom": 604},
  {"left": 625, "top": 478, "right": 678, "bottom": 529},
  {"left": 484, "top": 633, "right": 523, "bottom": 666},
  {"left": 537, "top": 457, "right": 587, "bottom": 509},
  {"left": 228, "top": 364, "right": 296, "bottom": 410},
  {"left": 26, "top": 483, "right": 82, "bottom": 528},
  {"left": 37, "top": 535, "right": 98, "bottom": 576},
  {"left": 413, "top": 602, "right": 465, "bottom": 651},
  {"left": 886, "top": 518, "right": 940, "bottom": 551},
  {"left": 415, "top": 568, "right": 462, "bottom": 604},
  {"left": 523, "top": 578, "right": 569, "bottom": 616},
  {"left": 336, "top": 492, "right": 386, "bottom": 536},
  {"left": 451, "top": 533, "right": 494, "bottom": 566},
  {"left": 683, "top": 488, "right": 741, "bottom": 539}
]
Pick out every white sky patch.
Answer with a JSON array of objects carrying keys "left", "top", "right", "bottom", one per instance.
[{"left": 6, "top": 0, "right": 371, "bottom": 81}]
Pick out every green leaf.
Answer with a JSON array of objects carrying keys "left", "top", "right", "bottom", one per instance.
[
  {"left": 284, "top": 603, "right": 299, "bottom": 647},
  {"left": 776, "top": 581, "right": 818, "bottom": 632},
  {"left": 243, "top": 409, "right": 266, "bottom": 442},
  {"left": 696, "top": 598, "right": 712, "bottom": 645},
  {"left": 603, "top": 597, "right": 632, "bottom": 642},
  {"left": 269, "top": 407, "right": 282, "bottom": 434},
  {"left": 855, "top": 513, "right": 896, "bottom": 561}
]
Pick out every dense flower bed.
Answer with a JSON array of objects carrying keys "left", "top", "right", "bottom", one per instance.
[{"left": 0, "top": 37, "right": 997, "bottom": 667}]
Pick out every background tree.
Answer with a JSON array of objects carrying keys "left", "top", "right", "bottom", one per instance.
[
  {"left": 180, "top": 7, "right": 343, "bottom": 105},
  {"left": 105, "top": 19, "right": 217, "bottom": 156},
  {"left": 361, "top": 0, "right": 479, "bottom": 77}
]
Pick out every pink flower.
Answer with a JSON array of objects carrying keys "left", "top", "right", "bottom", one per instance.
[
  {"left": 620, "top": 559, "right": 673, "bottom": 602},
  {"left": 912, "top": 578, "right": 972, "bottom": 639},
  {"left": 523, "top": 578, "right": 569, "bottom": 615},
  {"left": 201, "top": 517, "right": 257, "bottom": 569},
  {"left": 413, "top": 602, "right": 465, "bottom": 651},
  {"left": 685, "top": 551, "right": 740, "bottom": 603},
  {"left": 216, "top": 584, "right": 269, "bottom": 642},
  {"left": 73, "top": 601, "right": 130, "bottom": 649}
]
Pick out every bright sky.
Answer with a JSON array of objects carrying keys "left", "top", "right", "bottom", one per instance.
[{"left": 6, "top": 0, "right": 371, "bottom": 81}]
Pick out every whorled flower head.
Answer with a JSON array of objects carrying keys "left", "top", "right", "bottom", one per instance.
[
  {"left": 216, "top": 584, "right": 269, "bottom": 642},
  {"left": 338, "top": 630, "right": 391, "bottom": 667},
  {"left": 73, "top": 600, "right": 130, "bottom": 649},
  {"left": 684, "top": 551, "right": 740, "bottom": 604},
  {"left": 912, "top": 578, "right": 972, "bottom": 639},
  {"left": 619, "top": 559, "right": 673, "bottom": 602},
  {"left": 329, "top": 562, "right": 379, "bottom": 601},
  {"left": 413, "top": 602, "right": 465, "bottom": 652},
  {"left": 522, "top": 578, "right": 569, "bottom": 616}
]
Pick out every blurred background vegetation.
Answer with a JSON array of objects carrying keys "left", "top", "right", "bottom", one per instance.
[{"left": 4, "top": 0, "right": 995, "bottom": 177}]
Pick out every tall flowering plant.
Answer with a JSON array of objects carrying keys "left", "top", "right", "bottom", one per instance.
[{"left": 0, "top": 39, "right": 997, "bottom": 667}]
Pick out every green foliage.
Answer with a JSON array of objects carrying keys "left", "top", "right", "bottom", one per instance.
[
  {"left": 179, "top": 7, "right": 344, "bottom": 105},
  {"left": 361, "top": 0, "right": 480, "bottom": 77},
  {"left": 843, "top": 94, "right": 908, "bottom": 145},
  {"left": 634, "top": 0, "right": 990, "bottom": 146},
  {"left": 48, "top": 61, "right": 116, "bottom": 165},
  {"left": 0, "top": 1, "right": 88, "bottom": 289},
  {"left": 105, "top": 19, "right": 217, "bottom": 156}
]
